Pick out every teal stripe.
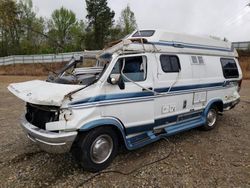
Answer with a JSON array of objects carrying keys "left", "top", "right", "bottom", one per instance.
[{"left": 70, "top": 82, "right": 225, "bottom": 107}]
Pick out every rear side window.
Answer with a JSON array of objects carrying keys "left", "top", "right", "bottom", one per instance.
[
  {"left": 160, "top": 55, "right": 181, "bottom": 73},
  {"left": 220, "top": 58, "right": 239, "bottom": 79}
]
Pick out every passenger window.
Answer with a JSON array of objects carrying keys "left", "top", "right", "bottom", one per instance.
[
  {"left": 220, "top": 58, "right": 239, "bottom": 79},
  {"left": 160, "top": 55, "right": 181, "bottom": 73},
  {"left": 111, "top": 56, "right": 147, "bottom": 82}
]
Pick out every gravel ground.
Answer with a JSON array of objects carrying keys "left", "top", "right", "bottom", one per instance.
[{"left": 0, "top": 76, "right": 249, "bottom": 188}]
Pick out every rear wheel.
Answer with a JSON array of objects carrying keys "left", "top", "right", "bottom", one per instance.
[
  {"left": 201, "top": 107, "right": 218, "bottom": 131},
  {"left": 74, "top": 127, "right": 118, "bottom": 172}
]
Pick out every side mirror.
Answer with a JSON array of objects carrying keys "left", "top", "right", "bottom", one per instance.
[
  {"left": 109, "top": 74, "right": 120, "bottom": 85},
  {"left": 107, "top": 74, "right": 125, "bottom": 90}
]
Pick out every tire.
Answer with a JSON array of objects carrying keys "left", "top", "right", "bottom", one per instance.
[
  {"left": 200, "top": 106, "right": 218, "bottom": 131},
  {"left": 74, "top": 127, "right": 118, "bottom": 172}
]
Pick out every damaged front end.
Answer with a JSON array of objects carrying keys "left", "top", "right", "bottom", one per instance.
[
  {"left": 7, "top": 79, "right": 85, "bottom": 153},
  {"left": 8, "top": 52, "right": 112, "bottom": 153},
  {"left": 21, "top": 103, "right": 77, "bottom": 153},
  {"left": 25, "top": 103, "right": 60, "bottom": 130},
  {"left": 7, "top": 80, "right": 82, "bottom": 153}
]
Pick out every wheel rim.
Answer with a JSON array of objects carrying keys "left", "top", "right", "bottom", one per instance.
[
  {"left": 207, "top": 109, "right": 217, "bottom": 127},
  {"left": 90, "top": 134, "right": 113, "bottom": 164}
]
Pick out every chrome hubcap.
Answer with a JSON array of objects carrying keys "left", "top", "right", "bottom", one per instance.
[
  {"left": 90, "top": 134, "right": 113, "bottom": 164},
  {"left": 207, "top": 109, "right": 217, "bottom": 127}
]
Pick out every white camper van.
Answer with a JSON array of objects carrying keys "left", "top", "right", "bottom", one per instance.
[{"left": 8, "top": 30, "right": 242, "bottom": 172}]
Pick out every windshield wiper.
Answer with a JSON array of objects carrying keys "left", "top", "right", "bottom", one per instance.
[{"left": 64, "top": 78, "right": 98, "bottom": 101}]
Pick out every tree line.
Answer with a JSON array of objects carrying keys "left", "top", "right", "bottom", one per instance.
[{"left": 0, "top": 0, "right": 137, "bottom": 57}]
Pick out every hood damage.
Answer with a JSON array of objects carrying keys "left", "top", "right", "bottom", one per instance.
[{"left": 8, "top": 80, "right": 83, "bottom": 106}]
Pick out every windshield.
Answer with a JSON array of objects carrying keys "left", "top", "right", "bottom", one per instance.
[
  {"left": 47, "top": 53, "right": 112, "bottom": 85},
  {"left": 61, "top": 57, "right": 97, "bottom": 77}
]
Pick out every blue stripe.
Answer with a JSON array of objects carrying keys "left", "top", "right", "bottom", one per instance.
[
  {"left": 155, "top": 82, "right": 223, "bottom": 93},
  {"left": 160, "top": 40, "right": 231, "bottom": 50},
  {"left": 126, "top": 111, "right": 202, "bottom": 135},
  {"left": 149, "top": 41, "right": 233, "bottom": 52},
  {"left": 126, "top": 116, "right": 206, "bottom": 149},
  {"left": 70, "top": 82, "right": 225, "bottom": 106},
  {"left": 70, "top": 91, "right": 153, "bottom": 106}
]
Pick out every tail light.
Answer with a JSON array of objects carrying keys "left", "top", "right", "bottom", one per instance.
[{"left": 238, "top": 79, "right": 242, "bottom": 92}]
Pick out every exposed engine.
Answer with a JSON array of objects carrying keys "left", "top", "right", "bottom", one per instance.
[{"left": 25, "top": 103, "right": 59, "bottom": 130}]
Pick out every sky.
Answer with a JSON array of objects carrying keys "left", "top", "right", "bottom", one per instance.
[{"left": 32, "top": 0, "right": 250, "bottom": 42}]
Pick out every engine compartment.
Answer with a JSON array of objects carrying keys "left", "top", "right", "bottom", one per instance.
[{"left": 25, "top": 103, "right": 59, "bottom": 130}]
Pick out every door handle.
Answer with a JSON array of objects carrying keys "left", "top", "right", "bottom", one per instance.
[{"left": 142, "top": 87, "right": 153, "bottom": 91}]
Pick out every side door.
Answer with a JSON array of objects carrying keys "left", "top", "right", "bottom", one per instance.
[
  {"left": 154, "top": 54, "right": 193, "bottom": 126},
  {"left": 154, "top": 54, "right": 205, "bottom": 128},
  {"left": 102, "top": 54, "right": 154, "bottom": 134}
]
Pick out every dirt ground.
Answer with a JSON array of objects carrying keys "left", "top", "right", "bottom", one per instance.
[{"left": 0, "top": 76, "right": 249, "bottom": 188}]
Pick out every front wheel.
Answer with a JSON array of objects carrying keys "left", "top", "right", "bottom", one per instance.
[
  {"left": 201, "top": 107, "right": 218, "bottom": 131},
  {"left": 75, "top": 127, "right": 118, "bottom": 172}
]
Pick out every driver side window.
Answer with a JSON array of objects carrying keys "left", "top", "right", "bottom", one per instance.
[{"left": 111, "top": 56, "right": 147, "bottom": 82}]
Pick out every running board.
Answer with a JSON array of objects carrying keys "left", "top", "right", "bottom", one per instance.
[
  {"left": 126, "top": 117, "right": 205, "bottom": 150},
  {"left": 163, "top": 117, "right": 205, "bottom": 136}
]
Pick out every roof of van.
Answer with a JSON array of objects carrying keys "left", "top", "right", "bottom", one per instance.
[
  {"left": 128, "top": 30, "right": 232, "bottom": 50},
  {"left": 103, "top": 29, "right": 238, "bottom": 57}
]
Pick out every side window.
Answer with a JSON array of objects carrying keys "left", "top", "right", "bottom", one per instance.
[
  {"left": 220, "top": 58, "right": 239, "bottom": 79},
  {"left": 111, "top": 56, "right": 147, "bottom": 82},
  {"left": 132, "top": 30, "right": 155, "bottom": 37},
  {"left": 191, "top": 56, "right": 205, "bottom": 64},
  {"left": 160, "top": 55, "right": 181, "bottom": 73}
]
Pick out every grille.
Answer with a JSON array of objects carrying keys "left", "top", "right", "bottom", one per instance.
[{"left": 25, "top": 103, "right": 59, "bottom": 130}]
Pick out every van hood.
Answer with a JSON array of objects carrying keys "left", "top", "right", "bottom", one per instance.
[{"left": 8, "top": 80, "right": 83, "bottom": 106}]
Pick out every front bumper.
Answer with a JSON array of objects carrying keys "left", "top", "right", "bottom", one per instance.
[{"left": 20, "top": 115, "right": 77, "bottom": 153}]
